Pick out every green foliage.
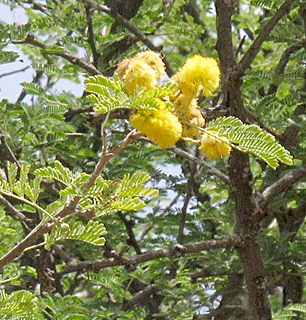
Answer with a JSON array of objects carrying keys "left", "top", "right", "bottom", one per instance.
[
  {"left": 0, "top": 290, "right": 38, "bottom": 316},
  {"left": 35, "top": 160, "right": 73, "bottom": 187},
  {"left": 0, "top": 0, "right": 305, "bottom": 319},
  {"left": 85, "top": 171, "right": 159, "bottom": 216},
  {"left": 273, "top": 304, "right": 306, "bottom": 320},
  {"left": 84, "top": 74, "right": 174, "bottom": 113},
  {"left": 44, "top": 220, "right": 107, "bottom": 249},
  {"left": 0, "top": 163, "right": 42, "bottom": 205},
  {"left": 206, "top": 116, "right": 293, "bottom": 169}
]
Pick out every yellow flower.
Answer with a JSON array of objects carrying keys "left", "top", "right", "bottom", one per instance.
[
  {"left": 117, "top": 57, "right": 133, "bottom": 80},
  {"left": 136, "top": 50, "right": 165, "bottom": 77},
  {"left": 199, "top": 130, "right": 231, "bottom": 159},
  {"left": 122, "top": 59, "right": 158, "bottom": 95},
  {"left": 130, "top": 100, "right": 182, "bottom": 148},
  {"left": 173, "top": 55, "right": 220, "bottom": 98}
]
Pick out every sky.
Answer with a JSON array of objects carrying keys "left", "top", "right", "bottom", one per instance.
[{"left": 0, "top": 3, "right": 84, "bottom": 102}]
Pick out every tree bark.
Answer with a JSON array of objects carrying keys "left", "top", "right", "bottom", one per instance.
[{"left": 215, "top": 1, "right": 272, "bottom": 318}]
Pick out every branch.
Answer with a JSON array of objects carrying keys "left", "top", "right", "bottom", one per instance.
[
  {"left": 137, "top": 194, "right": 180, "bottom": 242},
  {"left": 0, "top": 66, "right": 30, "bottom": 79},
  {"left": 268, "top": 44, "right": 303, "bottom": 94},
  {"left": 81, "top": 0, "right": 174, "bottom": 76},
  {"left": 235, "top": 0, "right": 295, "bottom": 78},
  {"left": 170, "top": 147, "right": 230, "bottom": 184},
  {"left": 259, "top": 165, "right": 306, "bottom": 209},
  {"left": 85, "top": 4, "right": 100, "bottom": 67},
  {"left": 119, "top": 213, "right": 142, "bottom": 254},
  {"left": 177, "top": 153, "right": 197, "bottom": 244},
  {"left": 12, "top": 33, "right": 101, "bottom": 76},
  {"left": 122, "top": 285, "right": 159, "bottom": 311},
  {"left": 0, "top": 129, "right": 21, "bottom": 169},
  {"left": 60, "top": 236, "right": 241, "bottom": 274},
  {"left": 0, "top": 194, "right": 30, "bottom": 222}
]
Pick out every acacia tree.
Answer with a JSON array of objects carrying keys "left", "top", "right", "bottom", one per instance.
[{"left": 0, "top": 0, "right": 305, "bottom": 319}]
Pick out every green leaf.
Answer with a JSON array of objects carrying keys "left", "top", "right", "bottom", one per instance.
[
  {"left": 44, "top": 220, "right": 107, "bottom": 249},
  {"left": 206, "top": 116, "right": 293, "bottom": 169},
  {"left": 0, "top": 290, "right": 38, "bottom": 316},
  {"left": 7, "top": 162, "right": 18, "bottom": 190},
  {"left": 34, "top": 161, "right": 73, "bottom": 186}
]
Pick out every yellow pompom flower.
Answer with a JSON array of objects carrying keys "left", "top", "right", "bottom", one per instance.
[
  {"left": 199, "top": 131, "right": 231, "bottom": 159},
  {"left": 117, "top": 57, "right": 133, "bottom": 80},
  {"left": 122, "top": 59, "right": 158, "bottom": 95},
  {"left": 130, "top": 100, "right": 182, "bottom": 148},
  {"left": 173, "top": 55, "right": 220, "bottom": 98},
  {"left": 136, "top": 50, "right": 165, "bottom": 77}
]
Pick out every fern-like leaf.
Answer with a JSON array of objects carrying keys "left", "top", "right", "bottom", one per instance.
[
  {"left": 34, "top": 161, "right": 73, "bottom": 186},
  {"left": 84, "top": 74, "right": 122, "bottom": 92},
  {"left": 206, "top": 116, "right": 293, "bottom": 169},
  {"left": 285, "top": 304, "right": 306, "bottom": 314},
  {"left": 44, "top": 220, "right": 107, "bottom": 249},
  {"left": 0, "top": 290, "right": 38, "bottom": 316}
]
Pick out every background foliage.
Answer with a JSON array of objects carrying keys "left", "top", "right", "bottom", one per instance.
[{"left": 0, "top": 0, "right": 305, "bottom": 319}]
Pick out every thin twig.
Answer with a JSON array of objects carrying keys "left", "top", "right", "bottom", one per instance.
[
  {"left": 0, "top": 129, "right": 21, "bottom": 169},
  {"left": 177, "top": 154, "right": 197, "bottom": 244},
  {"left": 119, "top": 213, "right": 142, "bottom": 254},
  {"left": 122, "top": 285, "right": 159, "bottom": 311},
  {"left": 170, "top": 147, "right": 230, "bottom": 184},
  {"left": 0, "top": 194, "right": 30, "bottom": 222},
  {"left": 85, "top": 4, "right": 100, "bottom": 67},
  {"left": 12, "top": 33, "right": 101, "bottom": 76},
  {"left": 137, "top": 194, "right": 180, "bottom": 242},
  {"left": 0, "top": 66, "right": 30, "bottom": 79},
  {"left": 235, "top": 0, "right": 295, "bottom": 78}
]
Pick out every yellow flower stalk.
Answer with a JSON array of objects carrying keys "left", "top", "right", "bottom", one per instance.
[
  {"left": 173, "top": 55, "right": 220, "bottom": 98},
  {"left": 136, "top": 50, "right": 165, "bottom": 77},
  {"left": 122, "top": 59, "right": 158, "bottom": 95},
  {"left": 130, "top": 100, "right": 182, "bottom": 148},
  {"left": 199, "top": 130, "right": 231, "bottom": 159}
]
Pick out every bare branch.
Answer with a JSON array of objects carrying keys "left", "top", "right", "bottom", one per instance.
[
  {"left": 177, "top": 152, "right": 197, "bottom": 244},
  {"left": 85, "top": 4, "right": 100, "bottom": 67},
  {"left": 119, "top": 213, "right": 142, "bottom": 254},
  {"left": 137, "top": 194, "right": 180, "bottom": 242},
  {"left": 0, "top": 66, "right": 30, "bottom": 79},
  {"left": 259, "top": 165, "right": 306, "bottom": 209},
  {"left": 60, "top": 236, "right": 241, "bottom": 274},
  {"left": 12, "top": 33, "right": 101, "bottom": 76},
  {"left": 0, "top": 194, "right": 30, "bottom": 222},
  {"left": 170, "top": 147, "right": 230, "bottom": 184},
  {"left": 122, "top": 285, "right": 159, "bottom": 311}
]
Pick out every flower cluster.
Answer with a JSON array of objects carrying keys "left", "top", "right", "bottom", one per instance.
[
  {"left": 117, "top": 50, "right": 230, "bottom": 159},
  {"left": 117, "top": 50, "right": 165, "bottom": 95},
  {"left": 130, "top": 99, "right": 182, "bottom": 148},
  {"left": 171, "top": 55, "right": 220, "bottom": 138}
]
